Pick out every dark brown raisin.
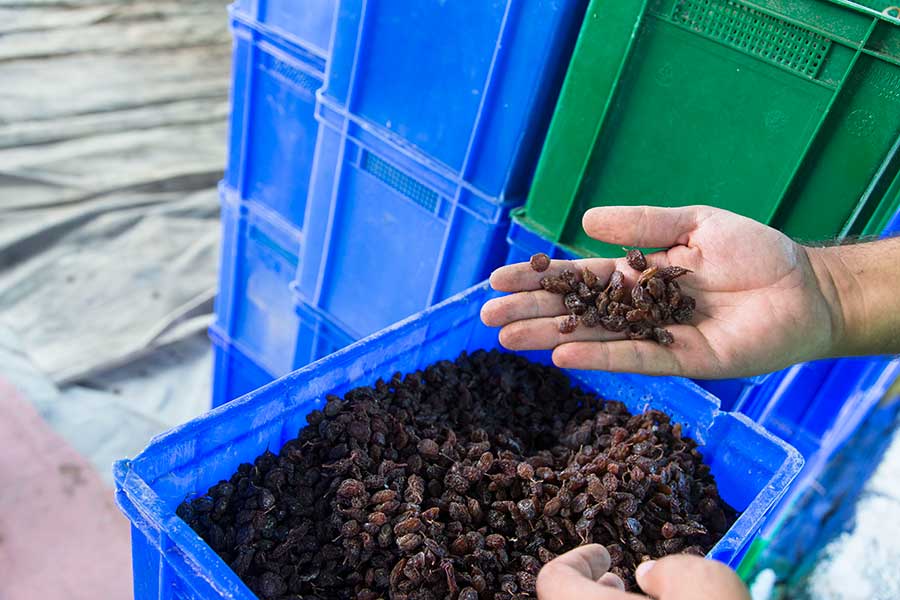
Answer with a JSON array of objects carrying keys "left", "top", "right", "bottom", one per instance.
[
  {"left": 580, "top": 306, "right": 601, "bottom": 328},
  {"left": 530, "top": 253, "right": 551, "bottom": 272},
  {"left": 564, "top": 293, "right": 588, "bottom": 315},
  {"left": 540, "top": 275, "right": 572, "bottom": 295},
  {"left": 653, "top": 327, "right": 675, "bottom": 346},
  {"left": 600, "top": 316, "right": 628, "bottom": 332},
  {"left": 659, "top": 266, "right": 693, "bottom": 281},
  {"left": 626, "top": 249, "right": 647, "bottom": 271},
  {"left": 558, "top": 315, "right": 578, "bottom": 334}
]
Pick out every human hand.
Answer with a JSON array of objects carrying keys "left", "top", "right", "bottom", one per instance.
[
  {"left": 482, "top": 205, "right": 842, "bottom": 378},
  {"left": 536, "top": 544, "right": 750, "bottom": 600}
]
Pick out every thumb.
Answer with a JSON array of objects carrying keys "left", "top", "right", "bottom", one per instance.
[
  {"left": 582, "top": 205, "right": 711, "bottom": 248},
  {"left": 635, "top": 555, "right": 750, "bottom": 600},
  {"left": 536, "top": 545, "right": 638, "bottom": 600}
]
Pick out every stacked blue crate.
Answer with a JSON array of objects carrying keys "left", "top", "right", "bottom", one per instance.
[
  {"left": 212, "top": 8, "right": 340, "bottom": 405},
  {"left": 213, "top": 0, "right": 588, "bottom": 405},
  {"left": 211, "top": 188, "right": 355, "bottom": 407},
  {"left": 223, "top": 15, "right": 327, "bottom": 230},
  {"left": 293, "top": 0, "right": 589, "bottom": 338}
]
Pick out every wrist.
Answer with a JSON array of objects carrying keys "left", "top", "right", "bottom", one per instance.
[{"left": 804, "top": 245, "right": 862, "bottom": 357}]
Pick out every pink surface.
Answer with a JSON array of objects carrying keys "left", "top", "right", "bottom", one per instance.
[{"left": 0, "top": 377, "right": 132, "bottom": 600}]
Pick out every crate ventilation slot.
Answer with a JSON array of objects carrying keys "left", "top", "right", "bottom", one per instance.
[
  {"left": 267, "top": 55, "right": 320, "bottom": 94},
  {"left": 672, "top": 0, "right": 831, "bottom": 78},
  {"left": 362, "top": 152, "right": 439, "bottom": 213}
]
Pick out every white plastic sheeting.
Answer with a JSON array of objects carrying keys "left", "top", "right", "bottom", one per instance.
[
  {"left": 0, "top": 0, "right": 230, "bottom": 384},
  {"left": 0, "top": 0, "right": 231, "bottom": 481}
]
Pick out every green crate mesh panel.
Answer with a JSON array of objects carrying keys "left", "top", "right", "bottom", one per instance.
[{"left": 672, "top": 0, "right": 832, "bottom": 78}]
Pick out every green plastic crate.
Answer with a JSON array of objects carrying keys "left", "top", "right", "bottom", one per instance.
[{"left": 522, "top": 0, "right": 900, "bottom": 257}]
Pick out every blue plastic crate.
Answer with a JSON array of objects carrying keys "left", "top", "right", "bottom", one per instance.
[
  {"left": 743, "top": 357, "right": 900, "bottom": 461},
  {"left": 753, "top": 357, "right": 900, "bottom": 547},
  {"left": 230, "top": 0, "right": 336, "bottom": 60},
  {"left": 214, "top": 184, "right": 302, "bottom": 378},
  {"left": 323, "top": 0, "right": 587, "bottom": 200},
  {"left": 294, "top": 98, "right": 514, "bottom": 338},
  {"left": 505, "top": 217, "right": 773, "bottom": 413},
  {"left": 746, "top": 378, "right": 900, "bottom": 585},
  {"left": 115, "top": 282, "right": 803, "bottom": 599},
  {"left": 209, "top": 327, "right": 276, "bottom": 409},
  {"left": 210, "top": 300, "right": 353, "bottom": 409},
  {"left": 214, "top": 185, "right": 356, "bottom": 403},
  {"left": 225, "top": 19, "right": 325, "bottom": 230}
]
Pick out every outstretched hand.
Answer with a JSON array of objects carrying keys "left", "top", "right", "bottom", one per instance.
[{"left": 482, "top": 206, "right": 840, "bottom": 378}]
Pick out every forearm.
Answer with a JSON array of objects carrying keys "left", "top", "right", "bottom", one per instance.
[{"left": 808, "top": 236, "right": 900, "bottom": 357}]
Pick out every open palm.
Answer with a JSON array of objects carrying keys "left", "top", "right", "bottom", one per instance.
[{"left": 481, "top": 206, "right": 839, "bottom": 378}]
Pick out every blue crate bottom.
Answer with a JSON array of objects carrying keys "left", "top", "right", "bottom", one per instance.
[
  {"left": 116, "top": 281, "right": 803, "bottom": 600},
  {"left": 210, "top": 327, "right": 275, "bottom": 408},
  {"left": 214, "top": 186, "right": 303, "bottom": 379},
  {"left": 210, "top": 297, "right": 355, "bottom": 408}
]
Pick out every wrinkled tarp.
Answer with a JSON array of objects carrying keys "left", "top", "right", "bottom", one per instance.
[{"left": 0, "top": 0, "right": 230, "bottom": 384}]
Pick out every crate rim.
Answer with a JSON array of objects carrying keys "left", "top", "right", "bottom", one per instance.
[
  {"left": 821, "top": 0, "right": 900, "bottom": 21},
  {"left": 314, "top": 92, "right": 526, "bottom": 208},
  {"left": 218, "top": 182, "right": 304, "bottom": 244},
  {"left": 228, "top": 6, "right": 330, "bottom": 67}
]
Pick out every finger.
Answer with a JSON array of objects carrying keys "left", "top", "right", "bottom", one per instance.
[
  {"left": 499, "top": 315, "right": 626, "bottom": 350},
  {"left": 499, "top": 318, "right": 626, "bottom": 350},
  {"left": 552, "top": 339, "right": 685, "bottom": 376},
  {"left": 481, "top": 291, "right": 567, "bottom": 327},
  {"left": 550, "top": 544, "right": 612, "bottom": 579},
  {"left": 597, "top": 573, "right": 626, "bottom": 590},
  {"left": 537, "top": 545, "right": 642, "bottom": 600},
  {"left": 489, "top": 258, "right": 617, "bottom": 293},
  {"left": 635, "top": 556, "right": 750, "bottom": 600},
  {"left": 583, "top": 205, "right": 712, "bottom": 248}
]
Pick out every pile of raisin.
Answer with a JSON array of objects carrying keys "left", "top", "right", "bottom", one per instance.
[
  {"left": 178, "top": 351, "right": 735, "bottom": 599},
  {"left": 531, "top": 249, "right": 695, "bottom": 344}
]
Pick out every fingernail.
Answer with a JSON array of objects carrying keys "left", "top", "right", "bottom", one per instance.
[{"left": 636, "top": 560, "right": 656, "bottom": 579}]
